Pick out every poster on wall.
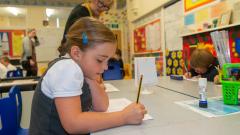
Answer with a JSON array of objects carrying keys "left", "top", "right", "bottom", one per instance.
[
  {"left": 134, "top": 19, "right": 161, "bottom": 53},
  {"left": 0, "top": 32, "right": 10, "bottom": 55},
  {"left": 12, "top": 31, "right": 25, "bottom": 57},
  {"left": 134, "top": 26, "right": 146, "bottom": 52},
  {"left": 166, "top": 50, "right": 184, "bottom": 76},
  {"left": 0, "top": 30, "right": 25, "bottom": 57},
  {"left": 184, "top": 0, "right": 219, "bottom": 13}
]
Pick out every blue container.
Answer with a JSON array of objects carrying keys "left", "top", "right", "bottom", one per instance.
[{"left": 235, "top": 38, "right": 240, "bottom": 54}]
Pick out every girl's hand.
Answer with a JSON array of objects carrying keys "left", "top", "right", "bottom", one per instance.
[
  {"left": 121, "top": 103, "right": 146, "bottom": 125},
  {"left": 85, "top": 76, "right": 106, "bottom": 90},
  {"left": 184, "top": 72, "right": 192, "bottom": 79},
  {"left": 214, "top": 75, "right": 220, "bottom": 84}
]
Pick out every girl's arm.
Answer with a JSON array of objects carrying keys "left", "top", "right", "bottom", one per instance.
[
  {"left": 55, "top": 96, "right": 146, "bottom": 134},
  {"left": 85, "top": 76, "right": 109, "bottom": 112}
]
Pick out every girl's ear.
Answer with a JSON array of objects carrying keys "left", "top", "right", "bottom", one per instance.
[{"left": 70, "top": 46, "right": 82, "bottom": 61}]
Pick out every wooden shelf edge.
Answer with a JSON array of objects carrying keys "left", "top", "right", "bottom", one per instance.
[
  {"left": 133, "top": 51, "right": 162, "bottom": 55},
  {"left": 179, "top": 23, "right": 240, "bottom": 37}
]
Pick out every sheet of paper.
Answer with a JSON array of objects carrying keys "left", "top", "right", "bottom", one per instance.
[
  {"left": 183, "top": 76, "right": 199, "bottom": 82},
  {"left": 108, "top": 98, "right": 153, "bottom": 120},
  {"left": 211, "top": 1, "right": 228, "bottom": 18},
  {"left": 134, "top": 57, "right": 158, "bottom": 87},
  {"left": 176, "top": 97, "right": 240, "bottom": 117},
  {"left": 104, "top": 83, "right": 120, "bottom": 92},
  {"left": 195, "top": 8, "right": 210, "bottom": 23},
  {"left": 184, "top": 13, "right": 195, "bottom": 25}
]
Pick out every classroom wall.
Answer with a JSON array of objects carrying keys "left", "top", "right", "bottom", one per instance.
[
  {"left": 127, "top": 0, "right": 240, "bottom": 76},
  {"left": 164, "top": 0, "right": 183, "bottom": 51},
  {"left": 127, "top": 0, "right": 172, "bottom": 76},
  {"left": 0, "top": 5, "right": 72, "bottom": 64},
  {"left": 127, "top": 0, "right": 240, "bottom": 54},
  {"left": 9, "top": 17, "right": 26, "bottom": 27},
  {"left": 99, "top": 1, "right": 129, "bottom": 64},
  {"left": 127, "top": 0, "right": 171, "bottom": 22},
  {"left": 26, "top": 6, "right": 46, "bottom": 28},
  {"left": 0, "top": 16, "right": 10, "bottom": 26},
  {"left": 0, "top": 16, "right": 25, "bottom": 27}
]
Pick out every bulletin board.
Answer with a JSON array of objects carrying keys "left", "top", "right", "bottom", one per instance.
[
  {"left": 0, "top": 30, "right": 25, "bottom": 57},
  {"left": 134, "top": 19, "right": 161, "bottom": 53}
]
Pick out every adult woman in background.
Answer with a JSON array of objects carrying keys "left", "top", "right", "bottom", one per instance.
[
  {"left": 21, "top": 28, "right": 40, "bottom": 76},
  {"left": 61, "top": 0, "right": 114, "bottom": 51}
]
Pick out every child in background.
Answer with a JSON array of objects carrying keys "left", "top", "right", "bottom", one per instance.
[
  {"left": 29, "top": 17, "right": 146, "bottom": 135},
  {"left": 108, "top": 48, "right": 125, "bottom": 78},
  {"left": 0, "top": 55, "right": 17, "bottom": 78},
  {"left": 184, "top": 48, "right": 219, "bottom": 83}
]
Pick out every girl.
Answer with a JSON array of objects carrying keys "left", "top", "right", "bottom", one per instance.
[
  {"left": 0, "top": 55, "right": 17, "bottom": 78},
  {"left": 29, "top": 17, "right": 146, "bottom": 135},
  {"left": 184, "top": 48, "right": 219, "bottom": 83}
]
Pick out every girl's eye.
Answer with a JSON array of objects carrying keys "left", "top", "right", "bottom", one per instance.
[{"left": 97, "top": 59, "right": 103, "bottom": 63}]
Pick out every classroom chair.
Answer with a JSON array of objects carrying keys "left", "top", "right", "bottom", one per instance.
[
  {"left": 9, "top": 86, "right": 23, "bottom": 129},
  {"left": 0, "top": 96, "right": 17, "bottom": 135},
  {"left": 0, "top": 86, "right": 28, "bottom": 135},
  {"left": 7, "top": 68, "right": 23, "bottom": 78},
  {"left": 103, "top": 61, "right": 123, "bottom": 80}
]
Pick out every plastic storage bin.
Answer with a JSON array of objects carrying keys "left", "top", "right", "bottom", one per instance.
[{"left": 221, "top": 63, "right": 240, "bottom": 105}]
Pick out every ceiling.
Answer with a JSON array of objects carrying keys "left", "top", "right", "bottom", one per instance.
[
  {"left": 0, "top": 6, "right": 72, "bottom": 18},
  {"left": 0, "top": 7, "right": 27, "bottom": 17},
  {"left": 0, "top": 0, "right": 125, "bottom": 18},
  {"left": 0, "top": 0, "right": 85, "bottom": 7}
]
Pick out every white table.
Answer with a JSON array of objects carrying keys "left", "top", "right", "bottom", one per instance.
[
  {"left": 93, "top": 79, "right": 240, "bottom": 135},
  {"left": 0, "top": 79, "right": 38, "bottom": 87},
  {"left": 157, "top": 76, "right": 222, "bottom": 98},
  {"left": 0, "top": 79, "right": 38, "bottom": 93}
]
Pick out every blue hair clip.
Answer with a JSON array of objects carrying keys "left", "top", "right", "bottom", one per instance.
[{"left": 82, "top": 32, "right": 88, "bottom": 46}]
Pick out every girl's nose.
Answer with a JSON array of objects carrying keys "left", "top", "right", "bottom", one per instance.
[{"left": 103, "top": 62, "right": 108, "bottom": 71}]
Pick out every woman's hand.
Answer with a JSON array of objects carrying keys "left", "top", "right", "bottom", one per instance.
[{"left": 29, "top": 59, "right": 35, "bottom": 66}]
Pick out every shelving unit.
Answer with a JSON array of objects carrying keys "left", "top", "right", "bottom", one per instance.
[{"left": 180, "top": 23, "right": 240, "bottom": 37}]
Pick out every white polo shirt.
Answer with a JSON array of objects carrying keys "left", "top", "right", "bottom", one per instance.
[
  {"left": 0, "top": 63, "right": 17, "bottom": 78},
  {"left": 41, "top": 59, "right": 84, "bottom": 99}
]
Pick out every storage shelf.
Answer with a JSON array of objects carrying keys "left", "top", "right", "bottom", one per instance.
[{"left": 180, "top": 23, "right": 240, "bottom": 37}]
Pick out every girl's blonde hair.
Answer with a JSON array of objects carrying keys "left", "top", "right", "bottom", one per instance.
[
  {"left": 58, "top": 17, "right": 116, "bottom": 56},
  {"left": 190, "top": 48, "right": 215, "bottom": 68}
]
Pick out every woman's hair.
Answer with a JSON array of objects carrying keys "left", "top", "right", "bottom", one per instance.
[
  {"left": 27, "top": 28, "right": 36, "bottom": 34},
  {"left": 58, "top": 17, "right": 116, "bottom": 56},
  {"left": 190, "top": 48, "right": 215, "bottom": 68}
]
